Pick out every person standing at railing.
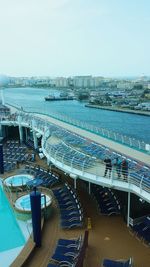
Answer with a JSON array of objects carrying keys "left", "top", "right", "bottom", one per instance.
[
  {"left": 114, "top": 157, "right": 122, "bottom": 179},
  {"left": 122, "top": 159, "right": 128, "bottom": 180},
  {"left": 104, "top": 157, "right": 112, "bottom": 178}
]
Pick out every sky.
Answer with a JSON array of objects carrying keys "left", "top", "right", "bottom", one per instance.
[{"left": 0, "top": 0, "right": 150, "bottom": 77}]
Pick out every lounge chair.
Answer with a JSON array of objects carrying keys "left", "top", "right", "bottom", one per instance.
[
  {"left": 60, "top": 210, "right": 82, "bottom": 220},
  {"left": 54, "top": 246, "right": 79, "bottom": 255},
  {"left": 57, "top": 236, "right": 82, "bottom": 247},
  {"left": 102, "top": 258, "right": 133, "bottom": 267},
  {"left": 48, "top": 261, "right": 73, "bottom": 267},
  {"left": 47, "top": 264, "right": 60, "bottom": 267},
  {"left": 51, "top": 251, "right": 78, "bottom": 263},
  {"left": 61, "top": 219, "right": 83, "bottom": 229}
]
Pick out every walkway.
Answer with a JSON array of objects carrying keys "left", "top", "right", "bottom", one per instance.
[
  {"left": 1, "top": 140, "right": 150, "bottom": 267},
  {"left": 1, "top": 111, "right": 150, "bottom": 202},
  {"left": 37, "top": 114, "right": 150, "bottom": 166},
  {"left": 23, "top": 176, "right": 150, "bottom": 267}
]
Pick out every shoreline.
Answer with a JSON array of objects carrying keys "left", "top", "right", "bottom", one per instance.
[{"left": 85, "top": 104, "right": 150, "bottom": 116}]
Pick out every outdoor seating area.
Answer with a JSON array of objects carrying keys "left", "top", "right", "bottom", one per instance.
[
  {"left": 0, "top": 115, "right": 150, "bottom": 267},
  {"left": 91, "top": 185, "right": 121, "bottom": 216},
  {"left": 11, "top": 113, "right": 150, "bottom": 188},
  {"left": 3, "top": 161, "right": 17, "bottom": 172},
  {"left": 130, "top": 216, "right": 150, "bottom": 245},
  {"left": 64, "top": 133, "right": 85, "bottom": 147},
  {"left": 25, "top": 164, "right": 60, "bottom": 188},
  {"left": 81, "top": 142, "right": 106, "bottom": 159},
  {"left": 53, "top": 183, "right": 84, "bottom": 229},
  {"left": 3, "top": 140, "right": 29, "bottom": 172},
  {"left": 102, "top": 257, "right": 133, "bottom": 267},
  {"left": 46, "top": 142, "right": 95, "bottom": 170},
  {"left": 24, "top": 138, "right": 35, "bottom": 150},
  {"left": 48, "top": 231, "right": 88, "bottom": 267},
  {"left": 42, "top": 120, "right": 150, "bottom": 187}
]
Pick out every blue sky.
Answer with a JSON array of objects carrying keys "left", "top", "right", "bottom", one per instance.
[{"left": 0, "top": 0, "right": 150, "bottom": 77}]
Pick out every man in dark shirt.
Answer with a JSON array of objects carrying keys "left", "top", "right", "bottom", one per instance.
[
  {"left": 122, "top": 159, "right": 128, "bottom": 180},
  {"left": 104, "top": 157, "right": 112, "bottom": 178}
]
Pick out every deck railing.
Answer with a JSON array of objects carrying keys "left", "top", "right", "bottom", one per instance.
[
  {"left": 1, "top": 110, "right": 150, "bottom": 201},
  {"left": 4, "top": 103, "right": 150, "bottom": 154}
]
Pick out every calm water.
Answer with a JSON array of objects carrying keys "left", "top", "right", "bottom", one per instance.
[
  {"left": 16, "top": 194, "right": 50, "bottom": 211},
  {"left": 4, "top": 174, "right": 33, "bottom": 186},
  {"left": 0, "top": 185, "right": 25, "bottom": 252},
  {"left": 3, "top": 87, "right": 150, "bottom": 143}
]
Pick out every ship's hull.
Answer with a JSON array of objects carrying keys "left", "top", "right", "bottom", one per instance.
[{"left": 45, "top": 97, "right": 74, "bottom": 101}]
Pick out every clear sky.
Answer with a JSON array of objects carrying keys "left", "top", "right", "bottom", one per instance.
[{"left": 0, "top": 0, "right": 150, "bottom": 77}]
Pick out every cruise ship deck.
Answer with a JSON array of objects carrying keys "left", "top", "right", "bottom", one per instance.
[{"left": 0, "top": 107, "right": 150, "bottom": 267}]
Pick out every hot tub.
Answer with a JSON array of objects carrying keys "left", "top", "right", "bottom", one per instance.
[
  {"left": 15, "top": 193, "right": 52, "bottom": 212},
  {"left": 4, "top": 174, "right": 34, "bottom": 188}
]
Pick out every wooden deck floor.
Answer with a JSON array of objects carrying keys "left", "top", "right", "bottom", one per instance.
[
  {"left": 1, "top": 156, "right": 150, "bottom": 267},
  {"left": 23, "top": 177, "right": 150, "bottom": 267}
]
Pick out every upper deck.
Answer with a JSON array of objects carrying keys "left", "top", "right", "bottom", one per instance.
[{"left": 1, "top": 109, "right": 150, "bottom": 203}]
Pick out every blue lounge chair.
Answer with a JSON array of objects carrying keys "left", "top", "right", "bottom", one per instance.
[
  {"left": 61, "top": 219, "right": 83, "bottom": 229},
  {"left": 57, "top": 236, "right": 82, "bottom": 247},
  {"left": 54, "top": 246, "right": 79, "bottom": 255},
  {"left": 47, "top": 262, "right": 73, "bottom": 267},
  {"left": 102, "top": 258, "right": 132, "bottom": 267},
  {"left": 47, "top": 264, "right": 59, "bottom": 267},
  {"left": 51, "top": 252, "right": 78, "bottom": 263},
  {"left": 61, "top": 210, "right": 82, "bottom": 221}
]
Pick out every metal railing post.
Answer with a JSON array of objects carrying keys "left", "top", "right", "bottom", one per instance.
[
  {"left": 121, "top": 135, "right": 124, "bottom": 144},
  {"left": 140, "top": 175, "right": 144, "bottom": 194},
  {"left": 111, "top": 167, "right": 114, "bottom": 184},
  {"left": 138, "top": 140, "right": 141, "bottom": 150},
  {"left": 127, "top": 191, "right": 131, "bottom": 227}
]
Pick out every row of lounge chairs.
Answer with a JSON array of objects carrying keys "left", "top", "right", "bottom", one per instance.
[
  {"left": 19, "top": 113, "right": 150, "bottom": 185},
  {"left": 24, "top": 139, "right": 35, "bottom": 150},
  {"left": 130, "top": 216, "right": 150, "bottom": 245},
  {"left": 3, "top": 139, "right": 37, "bottom": 172},
  {"left": 3, "top": 161, "right": 17, "bottom": 172},
  {"left": 91, "top": 185, "right": 121, "bottom": 216},
  {"left": 48, "top": 142, "right": 95, "bottom": 170},
  {"left": 48, "top": 231, "right": 89, "bottom": 267},
  {"left": 3, "top": 140, "right": 28, "bottom": 172},
  {"left": 25, "top": 165, "right": 60, "bottom": 188},
  {"left": 45, "top": 125, "right": 150, "bottom": 185},
  {"left": 53, "top": 183, "right": 84, "bottom": 229},
  {"left": 4, "top": 142, "right": 26, "bottom": 155},
  {"left": 102, "top": 257, "right": 133, "bottom": 267}
]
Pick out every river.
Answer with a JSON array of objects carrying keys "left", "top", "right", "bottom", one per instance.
[{"left": 3, "top": 87, "right": 150, "bottom": 143}]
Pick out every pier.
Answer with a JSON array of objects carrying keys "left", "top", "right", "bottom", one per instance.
[{"left": 85, "top": 104, "right": 150, "bottom": 116}]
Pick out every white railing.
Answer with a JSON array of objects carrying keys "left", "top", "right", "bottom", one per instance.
[
  {"left": 43, "top": 141, "right": 150, "bottom": 202},
  {"left": 1, "top": 110, "right": 150, "bottom": 202},
  {"left": 4, "top": 103, "right": 150, "bottom": 153}
]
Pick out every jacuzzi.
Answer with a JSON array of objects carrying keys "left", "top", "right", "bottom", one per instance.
[
  {"left": 4, "top": 174, "right": 34, "bottom": 188},
  {"left": 15, "top": 193, "right": 52, "bottom": 212}
]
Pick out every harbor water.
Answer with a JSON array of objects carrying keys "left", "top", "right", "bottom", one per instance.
[{"left": 3, "top": 87, "right": 150, "bottom": 144}]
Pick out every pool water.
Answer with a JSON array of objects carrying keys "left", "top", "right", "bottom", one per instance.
[
  {"left": 4, "top": 174, "right": 33, "bottom": 187},
  {"left": 0, "top": 185, "right": 25, "bottom": 252},
  {"left": 15, "top": 194, "right": 51, "bottom": 211}
]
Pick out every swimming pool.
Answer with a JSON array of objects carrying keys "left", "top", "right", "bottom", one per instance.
[
  {"left": 0, "top": 184, "right": 25, "bottom": 252},
  {"left": 4, "top": 174, "right": 34, "bottom": 188},
  {"left": 15, "top": 193, "right": 52, "bottom": 212}
]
